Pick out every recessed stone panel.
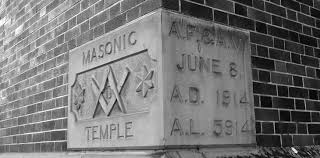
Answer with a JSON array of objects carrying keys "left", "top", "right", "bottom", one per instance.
[
  {"left": 68, "top": 10, "right": 255, "bottom": 150},
  {"left": 68, "top": 11, "right": 163, "bottom": 149},
  {"left": 162, "top": 11, "right": 255, "bottom": 146}
]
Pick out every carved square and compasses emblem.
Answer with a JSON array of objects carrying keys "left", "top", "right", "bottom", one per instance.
[{"left": 91, "top": 65, "right": 130, "bottom": 118}]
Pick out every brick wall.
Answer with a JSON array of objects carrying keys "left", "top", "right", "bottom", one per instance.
[
  {"left": 0, "top": 0, "right": 319, "bottom": 153},
  {"left": 162, "top": 0, "right": 320, "bottom": 147},
  {"left": 0, "top": 0, "right": 161, "bottom": 152}
]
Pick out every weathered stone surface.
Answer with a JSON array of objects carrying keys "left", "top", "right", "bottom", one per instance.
[
  {"left": 68, "top": 11, "right": 162, "bottom": 149},
  {"left": 162, "top": 11, "right": 254, "bottom": 146},
  {"left": 68, "top": 10, "right": 254, "bottom": 149}
]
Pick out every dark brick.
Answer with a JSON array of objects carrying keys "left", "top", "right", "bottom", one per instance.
[
  {"left": 270, "top": 0, "right": 280, "bottom": 4},
  {"left": 272, "top": 97, "right": 294, "bottom": 109},
  {"left": 214, "top": 10, "right": 228, "bottom": 25},
  {"left": 259, "top": 70, "right": 270, "bottom": 82},
  {"left": 94, "top": 0, "right": 105, "bottom": 13},
  {"left": 306, "top": 100, "right": 320, "bottom": 111},
  {"left": 301, "top": 56, "right": 318, "bottom": 68},
  {"left": 269, "top": 48, "right": 290, "bottom": 61},
  {"left": 303, "top": 25, "right": 312, "bottom": 35},
  {"left": 311, "top": 112, "right": 320, "bottom": 122},
  {"left": 292, "top": 111, "right": 311, "bottom": 122},
  {"left": 255, "top": 21, "right": 267, "bottom": 34},
  {"left": 90, "top": 10, "right": 109, "bottom": 29},
  {"left": 104, "top": 0, "right": 119, "bottom": 8},
  {"left": 307, "top": 67, "right": 316, "bottom": 78},
  {"left": 80, "top": 20, "right": 89, "bottom": 33},
  {"left": 281, "top": 135, "right": 293, "bottom": 147},
  {"left": 255, "top": 108, "right": 279, "bottom": 121},
  {"left": 286, "top": 41, "right": 304, "bottom": 55},
  {"left": 163, "top": 0, "right": 179, "bottom": 11},
  {"left": 260, "top": 96, "right": 272, "bottom": 107},
  {"left": 278, "top": 85, "right": 288, "bottom": 96},
  {"left": 296, "top": 0, "right": 313, "bottom": 6},
  {"left": 287, "top": 63, "right": 306, "bottom": 76},
  {"left": 293, "top": 135, "right": 313, "bottom": 146},
  {"left": 256, "top": 122, "right": 261, "bottom": 133},
  {"left": 57, "top": 35, "right": 64, "bottom": 45},
  {"left": 207, "top": 0, "right": 234, "bottom": 12},
  {"left": 229, "top": 14, "right": 254, "bottom": 30},
  {"left": 254, "top": 95, "right": 259, "bottom": 107},
  {"left": 316, "top": 48, "right": 320, "bottom": 58},
  {"left": 312, "top": 28, "right": 320, "bottom": 39},
  {"left": 66, "top": 3, "right": 80, "bottom": 20},
  {"left": 78, "top": 6, "right": 94, "bottom": 24},
  {"left": 233, "top": 0, "right": 252, "bottom": 6},
  {"left": 262, "top": 122, "right": 274, "bottom": 134},
  {"left": 300, "top": 34, "right": 318, "bottom": 47},
  {"left": 266, "top": 2, "right": 286, "bottom": 17},
  {"left": 311, "top": 8, "right": 320, "bottom": 19},
  {"left": 298, "top": 13, "right": 315, "bottom": 26},
  {"left": 181, "top": 0, "right": 213, "bottom": 21},
  {"left": 253, "top": 82, "right": 277, "bottom": 95},
  {"left": 253, "top": 0, "right": 264, "bottom": 10},
  {"left": 81, "top": 0, "right": 89, "bottom": 10},
  {"left": 140, "top": 0, "right": 162, "bottom": 16},
  {"left": 317, "top": 69, "right": 320, "bottom": 79},
  {"left": 46, "top": 0, "right": 62, "bottom": 13},
  {"left": 76, "top": 30, "right": 93, "bottom": 46},
  {"left": 251, "top": 44, "right": 257, "bottom": 55},
  {"left": 51, "top": 130, "right": 66, "bottom": 140},
  {"left": 291, "top": 53, "right": 301, "bottom": 64},
  {"left": 287, "top": 31, "right": 299, "bottom": 42},
  {"left": 315, "top": 136, "right": 320, "bottom": 145},
  {"left": 275, "top": 123, "right": 296, "bottom": 134},
  {"left": 252, "top": 56, "right": 275, "bottom": 70},
  {"left": 290, "top": 87, "right": 308, "bottom": 99},
  {"left": 301, "top": 4, "right": 310, "bottom": 15},
  {"left": 272, "top": 15, "right": 283, "bottom": 26},
  {"left": 274, "top": 38, "right": 284, "bottom": 49},
  {"left": 250, "top": 32, "right": 273, "bottom": 47},
  {"left": 287, "top": 9, "right": 297, "bottom": 21},
  {"left": 297, "top": 123, "right": 307, "bottom": 134},
  {"left": 93, "top": 24, "right": 105, "bottom": 38},
  {"left": 248, "top": 8, "right": 271, "bottom": 23},
  {"left": 283, "top": 19, "right": 302, "bottom": 33},
  {"left": 121, "top": 0, "right": 144, "bottom": 12},
  {"left": 235, "top": 3, "right": 247, "bottom": 16},
  {"left": 110, "top": 3, "right": 120, "bottom": 18},
  {"left": 293, "top": 76, "right": 303, "bottom": 87},
  {"left": 317, "top": 20, "right": 320, "bottom": 28},
  {"left": 257, "top": 135, "right": 281, "bottom": 147},
  {"left": 189, "top": 0, "right": 204, "bottom": 4},
  {"left": 54, "top": 142, "right": 66, "bottom": 152},
  {"left": 281, "top": 0, "right": 300, "bottom": 11},
  {"left": 280, "top": 110, "right": 290, "bottom": 121},
  {"left": 127, "top": 6, "right": 140, "bottom": 22},
  {"left": 295, "top": 99, "right": 305, "bottom": 110},
  {"left": 69, "top": 17, "right": 77, "bottom": 29},
  {"left": 309, "top": 90, "right": 318, "bottom": 100},
  {"left": 270, "top": 72, "right": 292, "bottom": 85},
  {"left": 305, "top": 46, "right": 314, "bottom": 56},
  {"left": 268, "top": 25, "right": 288, "bottom": 39},
  {"left": 105, "top": 13, "right": 126, "bottom": 33},
  {"left": 304, "top": 78, "right": 320, "bottom": 89}
]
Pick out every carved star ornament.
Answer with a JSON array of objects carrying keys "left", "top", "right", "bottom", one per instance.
[{"left": 136, "top": 65, "right": 154, "bottom": 97}]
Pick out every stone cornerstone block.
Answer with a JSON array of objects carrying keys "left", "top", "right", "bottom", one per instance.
[{"left": 68, "top": 10, "right": 255, "bottom": 149}]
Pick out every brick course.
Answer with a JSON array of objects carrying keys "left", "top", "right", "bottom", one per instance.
[{"left": 0, "top": 0, "right": 319, "bottom": 153}]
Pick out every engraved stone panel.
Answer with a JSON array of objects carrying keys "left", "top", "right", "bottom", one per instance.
[
  {"left": 68, "top": 12, "right": 163, "bottom": 149},
  {"left": 162, "top": 11, "right": 255, "bottom": 146},
  {"left": 68, "top": 10, "right": 255, "bottom": 150}
]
